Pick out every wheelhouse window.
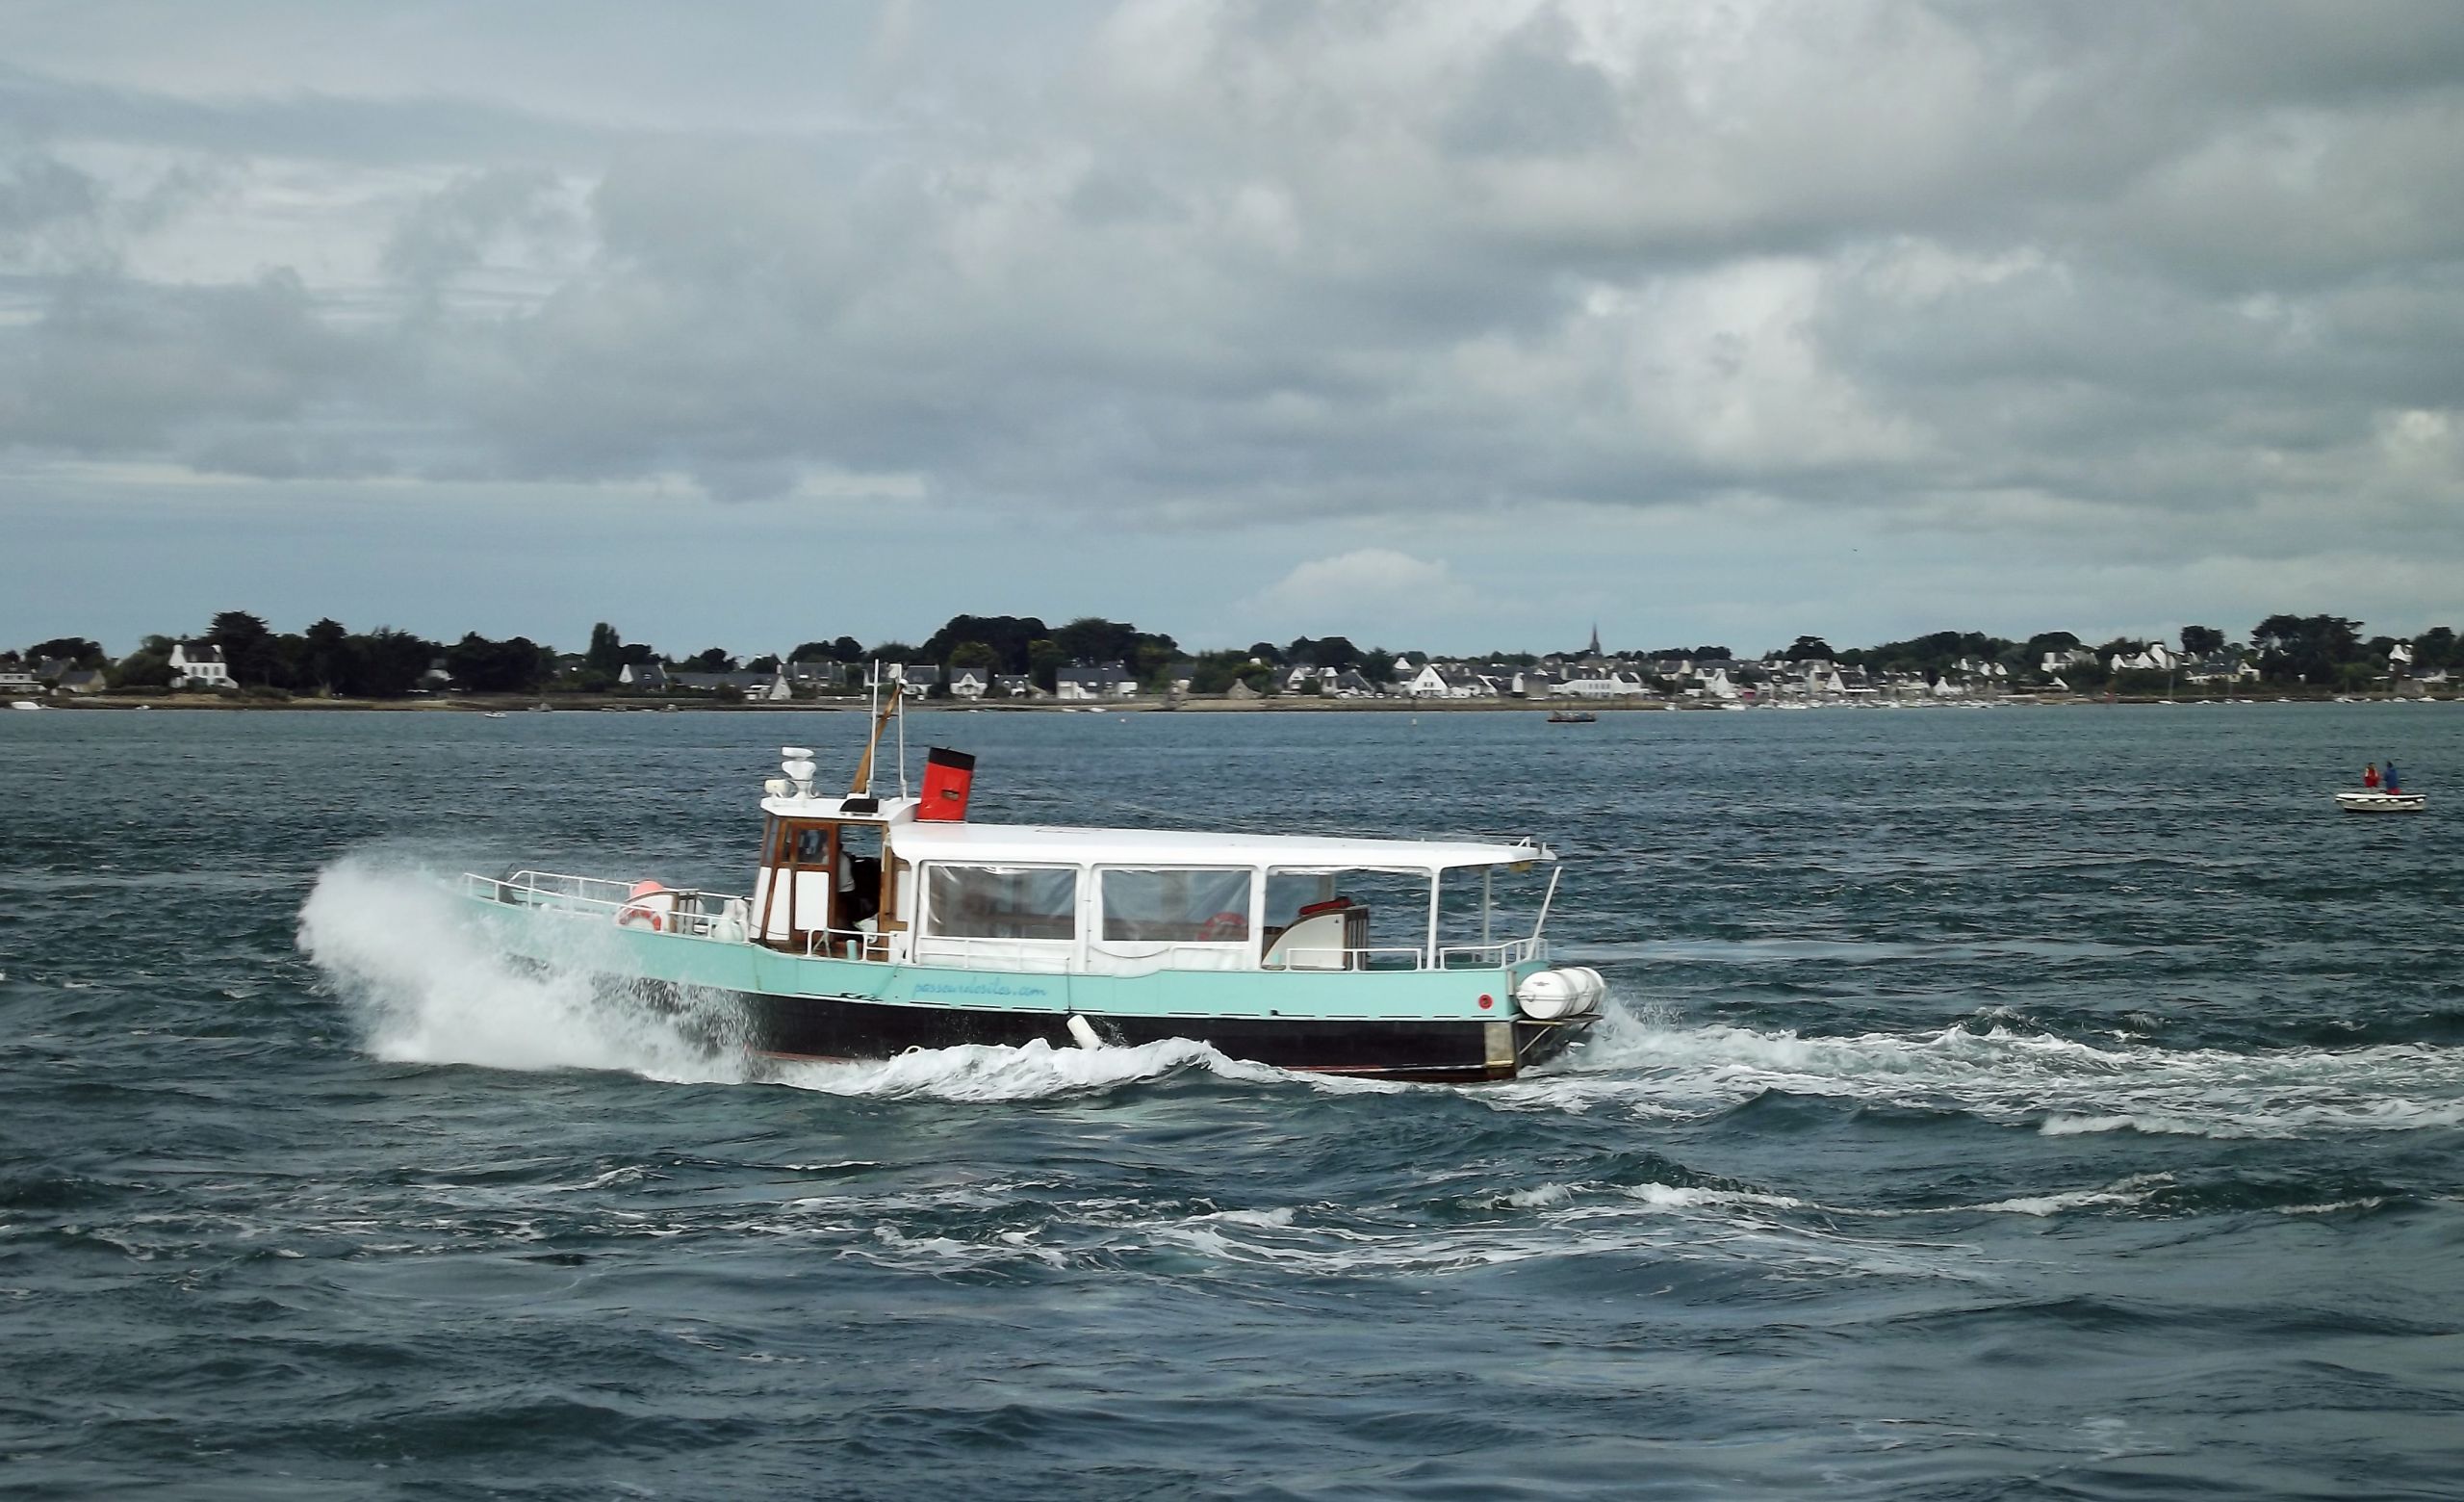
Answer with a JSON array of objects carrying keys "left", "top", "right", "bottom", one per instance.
[
  {"left": 1099, "top": 868, "right": 1252, "bottom": 944},
  {"left": 924, "top": 864, "right": 1079, "bottom": 942}
]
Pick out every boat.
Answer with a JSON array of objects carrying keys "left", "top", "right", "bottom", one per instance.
[
  {"left": 460, "top": 698, "right": 1606, "bottom": 1081},
  {"left": 2336, "top": 790, "right": 2426, "bottom": 814},
  {"left": 1545, "top": 709, "right": 1598, "bottom": 724},
  {"left": 10, "top": 700, "right": 44, "bottom": 712},
  {"left": 480, "top": 711, "right": 509, "bottom": 719}
]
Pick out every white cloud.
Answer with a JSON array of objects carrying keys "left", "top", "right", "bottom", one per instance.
[{"left": 1247, "top": 549, "right": 1468, "bottom": 634}]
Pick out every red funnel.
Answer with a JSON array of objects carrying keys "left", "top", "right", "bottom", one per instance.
[{"left": 917, "top": 747, "right": 976, "bottom": 821}]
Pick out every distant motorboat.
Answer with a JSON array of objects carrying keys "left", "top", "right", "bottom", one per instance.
[
  {"left": 2336, "top": 790, "right": 2425, "bottom": 814},
  {"left": 1546, "top": 709, "right": 1597, "bottom": 724},
  {"left": 481, "top": 711, "right": 509, "bottom": 719},
  {"left": 10, "top": 700, "right": 44, "bottom": 712}
]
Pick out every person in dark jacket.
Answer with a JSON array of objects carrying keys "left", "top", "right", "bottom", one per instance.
[{"left": 2383, "top": 760, "right": 2401, "bottom": 793}]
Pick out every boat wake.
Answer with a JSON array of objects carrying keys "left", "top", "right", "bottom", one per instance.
[
  {"left": 762, "top": 1037, "right": 1291, "bottom": 1102},
  {"left": 1509, "top": 1001, "right": 2464, "bottom": 1138}
]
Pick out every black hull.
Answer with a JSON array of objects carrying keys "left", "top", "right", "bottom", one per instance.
[{"left": 679, "top": 986, "right": 1583, "bottom": 1083}]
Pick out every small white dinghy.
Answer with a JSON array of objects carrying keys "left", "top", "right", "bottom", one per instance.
[{"left": 2336, "top": 790, "right": 2425, "bottom": 814}]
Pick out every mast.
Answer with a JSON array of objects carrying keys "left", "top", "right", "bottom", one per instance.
[{"left": 849, "top": 661, "right": 902, "bottom": 795}]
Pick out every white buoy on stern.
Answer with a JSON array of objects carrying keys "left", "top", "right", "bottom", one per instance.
[
  {"left": 1514, "top": 966, "right": 1606, "bottom": 1021},
  {"left": 1065, "top": 1015, "right": 1105, "bottom": 1050}
]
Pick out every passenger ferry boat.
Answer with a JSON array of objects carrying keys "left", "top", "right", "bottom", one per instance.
[{"left": 460, "top": 704, "right": 1605, "bottom": 1082}]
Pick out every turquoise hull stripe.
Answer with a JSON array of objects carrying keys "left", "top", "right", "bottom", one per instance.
[{"left": 464, "top": 896, "right": 1540, "bottom": 1023}]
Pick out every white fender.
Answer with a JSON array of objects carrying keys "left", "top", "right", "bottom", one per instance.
[
  {"left": 1065, "top": 1015, "right": 1105, "bottom": 1050},
  {"left": 1514, "top": 966, "right": 1606, "bottom": 1021}
]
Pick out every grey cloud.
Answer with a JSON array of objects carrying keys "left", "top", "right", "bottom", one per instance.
[
  {"left": 382, "top": 166, "right": 571, "bottom": 289},
  {"left": 0, "top": 62, "right": 617, "bottom": 167},
  {"left": 0, "top": 153, "right": 97, "bottom": 237},
  {"left": 1440, "top": 13, "right": 1624, "bottom": 159},
  {"left": 2, "top": 270, "right": 373, "bottom": 452},
  {"left": 0, "top": 152, "right": 107, "bottom": 270},
  {"left": 0, "top": 0, "right": 2457, "bottom": 566}
]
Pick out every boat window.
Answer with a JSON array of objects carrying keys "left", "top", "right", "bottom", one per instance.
[
  {"left": 1100, "top": 868, "right": 1252, "bottom": 943},
  {"left": 1435, "top": 860, "right": 1552, "bottom": 966},
  {"left": 793, "top": 825, "right": 830, "bottom": 864},
  {"left": 923, "top": 864, "right": 1079, "bottom": 942},
  {"left": 1262, "top": 866, "right": 1434, "bottom": 970}
]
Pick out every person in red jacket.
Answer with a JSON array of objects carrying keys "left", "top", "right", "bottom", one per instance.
[{"left": 2363, "top": 762, "right": 2380, "bottom": 790}]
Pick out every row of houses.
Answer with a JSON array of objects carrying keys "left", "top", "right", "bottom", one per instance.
[
  {"left": 0, "top": 655, "right": 114, "bottom": 694},
  {"left": 603, "top": 658, "right": 1170, "bottom": 702}
]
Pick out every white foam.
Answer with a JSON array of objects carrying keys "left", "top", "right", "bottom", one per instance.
[
  {"left": 298, "top": 858, "right": 744, "bottom": 1081},
  {"left": 1505, "top": 1002, "right": 2464, "bottom": 1140},
  {"left": 762, "top": 1037, "right": 1279, "bottom": 1102}
]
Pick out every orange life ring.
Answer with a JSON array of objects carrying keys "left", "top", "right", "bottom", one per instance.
[
  {"left": 1194, "top": 910, "right": 1249, "bottom": 942},
  {"left": 619, "top": 879, "right": 668, "bottom": 932}
]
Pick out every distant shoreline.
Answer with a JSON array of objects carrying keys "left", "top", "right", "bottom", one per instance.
[{"left": 23, "top": 690, "right": 2452, "bottom": 713}]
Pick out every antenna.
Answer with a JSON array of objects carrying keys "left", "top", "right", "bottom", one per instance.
[{"left": 896, "top": 686, "right": 910, "bottom": 798}]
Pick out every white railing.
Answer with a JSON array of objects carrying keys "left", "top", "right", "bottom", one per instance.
[
  {"left": 464, "top": 869, "right": 754, "bottom": 943},
  {"left": 908, "top": 934, "right": 1077, "bottom": 973},
  {"left": 801, "top": 926, "right": 891, "bottom": 961},
  {"left": 1084, "top": 942, "right": 1253, "bottom": 975},
  {"left": 1260, "top": 945, "right": 1434, "bottom": 972},
  {"left": 1256, "top": 938, "right": 1543, "bottom": 972},
  {"left": 1438, "top": 937, "right": 1548, "bottom": 969}
]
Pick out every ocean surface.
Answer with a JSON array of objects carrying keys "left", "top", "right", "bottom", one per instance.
[{"left": 3, "top": 702, "right": 2460, "bottom": 1499}]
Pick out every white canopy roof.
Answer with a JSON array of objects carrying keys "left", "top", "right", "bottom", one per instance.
[
  {"left": 887, "top": 820, "right": 1551, "bottom": 872},
  {"left": 759, "top": 793, "right": 923, "bottom": 823}
]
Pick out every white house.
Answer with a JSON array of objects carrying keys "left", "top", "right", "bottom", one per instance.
[
  {"left": 948, "top": 667, "right": 989, "bottom": 700},
  {"left": 2108, "top": 644, "right": 2180, "bottom": 674},
  {"left": 169, "top": 642, "right": 231, "bottom": 688},
  {"left": 2183, "top": 653, "right": 2259, "bottom": 686},
  {"left": 671, "top": 669, "right": 790, "bottom": 699},
  {"left": 1553, "top": 670, "right": 1646, "bottom": 699},
  {"left": 781, "top": 660, "right": 844, "bottom": 694},
  {"left": 1056, "top": 661, "right": 1137, "bottom": 700}
]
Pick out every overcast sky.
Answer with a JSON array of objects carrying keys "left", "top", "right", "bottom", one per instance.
[{"left": 5, "top": 1, "right": 2460, "bottom": 657}]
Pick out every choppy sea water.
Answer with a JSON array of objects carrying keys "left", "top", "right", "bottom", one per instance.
[{"left": 3, "top": 703, "right": 2460, "bottom": 1499}]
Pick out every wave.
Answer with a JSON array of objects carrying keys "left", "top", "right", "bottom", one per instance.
[
  {"left": 1507, "top": 1001, "right": 2464, "bottom": 1139},
  {"left": 762, "top": 1038, "right": 1289, "bottom": 1102},
  {"left": 298, "top": 858, "right": 747, "bottom": 1081}
]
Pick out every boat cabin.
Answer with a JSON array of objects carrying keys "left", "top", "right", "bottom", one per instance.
[{"left": 751, "top": 753, "right": 1558, "bottom": 977}]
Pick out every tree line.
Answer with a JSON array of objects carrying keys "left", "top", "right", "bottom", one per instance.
[
  {"left": 1807, "top": 616, "right": 2455, "bottom": 690},
  {"left": 10, "top": 610, "right": 2454, "bottom": 699}
]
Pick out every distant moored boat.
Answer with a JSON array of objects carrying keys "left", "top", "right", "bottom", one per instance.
[{"left": 2335, "top": 790, "right": 2425, "bottom": 814}]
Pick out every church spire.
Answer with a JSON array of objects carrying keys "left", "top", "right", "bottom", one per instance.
[{"left": 1586, "top": 621, "right": 1602, "bottom": 658}]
